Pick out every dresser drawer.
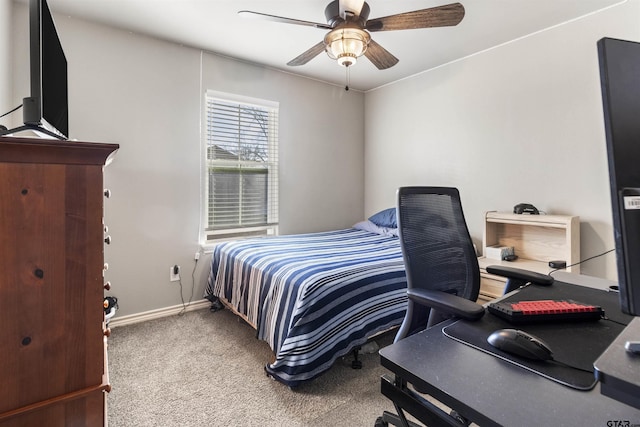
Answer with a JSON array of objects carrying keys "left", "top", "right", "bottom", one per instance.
[{"left": 0, "top": 388, "right": 106, "bottom": 427}]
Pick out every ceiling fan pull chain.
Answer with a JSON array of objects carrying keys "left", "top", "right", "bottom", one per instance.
[{"left": 345, "top": 66, "right": 350, "bottom": 91}]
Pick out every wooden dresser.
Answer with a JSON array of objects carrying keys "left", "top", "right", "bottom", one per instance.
[{"left": 0, "top": 136, "right": 119, "bottom": 426}]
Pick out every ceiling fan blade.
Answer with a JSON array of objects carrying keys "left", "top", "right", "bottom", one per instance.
[
  {"left": 364, "top": 39, "right": 399, "bottom": 70},
  {"left": 339, "top": 0, "right": 365, "bottom": 18},
  {"left": 238, "top": 10, "right": 332, "bottom": 29},
  {"left": 287, "top": 42, "right": 327, "bottom": 66},
  {"left": 366, "top": 2, "right": 465, "bottom": 32}
]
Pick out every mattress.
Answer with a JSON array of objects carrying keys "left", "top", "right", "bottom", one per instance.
[{"left": 204, "top": 227, "right": 407, "bottom": 386}]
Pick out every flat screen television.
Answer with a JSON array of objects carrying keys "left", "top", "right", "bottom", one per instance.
[
  {"left": 598, "top": 37, "right": 640, "bottom": 317},
  {"left": 0, "top": 0, "right": 68, "bottom": 140}
]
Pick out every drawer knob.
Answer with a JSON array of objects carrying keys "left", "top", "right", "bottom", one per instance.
[
  {"left": 104, "top": 328, "right": 111, "bottom": 337},
  {"left": 104, "top": 281, "right": 111, "bottom": 291},
  {"left": 104, "top": 189, "right": 111, "bottom": 198},
  {"left": 104, "top": 235, "right": 112, "bottom": 245}
]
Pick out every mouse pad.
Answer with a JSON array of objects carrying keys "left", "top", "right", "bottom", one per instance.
[{"left": 442, "top": 281, "right": 631, "bottom": 391}]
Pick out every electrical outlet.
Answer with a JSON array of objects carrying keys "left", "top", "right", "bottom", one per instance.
[{"left": 170, "top": 265, "right": 180, "bottom": 282}]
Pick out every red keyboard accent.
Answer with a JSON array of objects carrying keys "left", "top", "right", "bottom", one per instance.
[
  {"left": 488, "top": 299, "right": 604, "bottom": 324},
  {"left": 510, "top": 300, "right": 602, "bottom": 315}
]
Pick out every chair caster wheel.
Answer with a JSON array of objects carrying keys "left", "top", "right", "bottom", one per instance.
[{"left": 374, "top": 416, "right": 388, "bottom": 427}]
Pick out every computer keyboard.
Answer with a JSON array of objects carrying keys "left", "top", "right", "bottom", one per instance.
[{"left": 488, "top": 299, "right": 605, "bottom": 324}]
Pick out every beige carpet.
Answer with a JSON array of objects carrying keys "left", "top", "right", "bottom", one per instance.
[{"left": 107, "top": 307, "right": 405, "bottom": 426}]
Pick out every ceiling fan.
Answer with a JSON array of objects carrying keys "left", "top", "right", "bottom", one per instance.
[{"left": 239, "top": 1, "right": 465, "bottom": 70}]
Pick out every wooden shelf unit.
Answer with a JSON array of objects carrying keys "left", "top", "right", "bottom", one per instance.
[
  {"left": 0, "top": 136, "right": 118, "bottom": 427},
  {"left": 477, "top": 211, "right": 580, "bottom": 302}
]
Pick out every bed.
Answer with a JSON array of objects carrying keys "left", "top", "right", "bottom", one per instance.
[{"left": 204, "top": 210, "right": 408, "bottom": 387}]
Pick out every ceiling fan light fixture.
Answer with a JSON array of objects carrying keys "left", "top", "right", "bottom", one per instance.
[
  {"left": 337, "top": 53, "right": 357, "bottom": 67},
  {"left": 324, "top": 26, "right": 370, "bottom": 67}
]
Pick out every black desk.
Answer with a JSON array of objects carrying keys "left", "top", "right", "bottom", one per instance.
[
  {"left": 595, "top": 317, "right": 640, "bottom": 410},
  {"left": 379, "top": 274, "right": 640, "bottom": 426}
]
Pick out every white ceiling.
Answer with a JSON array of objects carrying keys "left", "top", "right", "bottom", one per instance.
[{"left": 41, "top": 0, "right": 623, "bottom": 92}]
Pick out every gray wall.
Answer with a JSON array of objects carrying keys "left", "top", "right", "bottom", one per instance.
[
  {"left": 8, "top": 2, "right": 365, "bottom": 317},
  {"left": 364, "top": 1, "right": 640, "bottom": 280},
  {"left": 0, "top": 0, "right": 10, "bottom": 113}
]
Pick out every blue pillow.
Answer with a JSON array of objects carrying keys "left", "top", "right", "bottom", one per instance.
[{"left": 368, "top": 208, "right": 397, "bottom": 228}]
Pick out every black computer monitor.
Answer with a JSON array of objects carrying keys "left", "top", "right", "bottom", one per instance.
[
  {"left": 0, "top": 0, "right": 68, "bottom": 140},
  {"left": 598, "top": 37, "right": 640, "bottom": 317}
]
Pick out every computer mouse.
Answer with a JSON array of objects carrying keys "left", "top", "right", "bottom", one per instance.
[{"left": 487, "top": 329, "right": 554, "bottom": 361}]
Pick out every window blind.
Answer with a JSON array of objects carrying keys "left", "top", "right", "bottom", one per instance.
[{"left": 204, "top": 92, "right": 279, "bottom": 240}]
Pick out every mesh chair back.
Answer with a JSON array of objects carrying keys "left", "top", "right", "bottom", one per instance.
[{"left": 397, "top": 187, "right": 480, "bottom": 332}]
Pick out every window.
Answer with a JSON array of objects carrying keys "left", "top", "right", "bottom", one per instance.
[{"left": 203, "top": 91, "right": 279, "bottom": 242}]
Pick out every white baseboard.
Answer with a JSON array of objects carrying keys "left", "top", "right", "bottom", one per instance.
[{"left": 108, "top": 299, "right": 211, "bottom": 329}]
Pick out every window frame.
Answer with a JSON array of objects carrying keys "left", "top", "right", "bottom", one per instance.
[{"left": 201, "top": 90, "right": 279, "bottom": 243}]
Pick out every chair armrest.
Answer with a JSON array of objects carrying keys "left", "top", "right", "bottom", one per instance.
[
  {"left": 485, "top": 265, "right": 554, "bottom": 286},
  {"left": 406, "top": 289, "right": 485, "bottom": 321}
]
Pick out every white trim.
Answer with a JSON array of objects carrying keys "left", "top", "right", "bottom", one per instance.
[{"left": 108, "top": 299, "right": 211, "bottom": 329}]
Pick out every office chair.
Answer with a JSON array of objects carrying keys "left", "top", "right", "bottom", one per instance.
[{"left": 377, "top": 187, "right": 485, "bottom": 427}]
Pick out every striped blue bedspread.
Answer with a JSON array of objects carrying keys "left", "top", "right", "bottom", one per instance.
[{"left": 204, "top": 228, "right": 407, "bottom": 387}]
